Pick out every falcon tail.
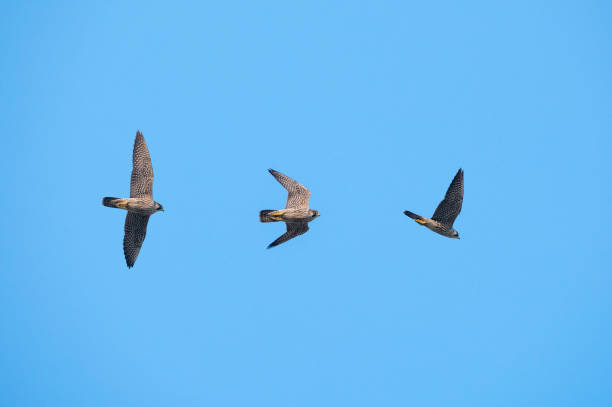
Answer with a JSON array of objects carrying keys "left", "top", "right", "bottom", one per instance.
[
  {"left": 403, "top": 210, "right": 424, "bottom": 221},
  {"left": 260, "top": 210, "right": 281, "bottom": 223},
  {"left": 103, "top": 197, "right": 127, "bottom": 209}
]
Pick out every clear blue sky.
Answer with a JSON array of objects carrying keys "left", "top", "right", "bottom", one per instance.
[{"left": 1, "top": 1, "right": 611, "bottom": 405}]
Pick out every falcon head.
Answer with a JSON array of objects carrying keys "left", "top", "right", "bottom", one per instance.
[
  {"left": 155, "top": 202, "right": 165, "bottom": 212},
  {"left": 310, "top": 210, "right": 320, "bottom": 219},
  {"left": 452, "top": 230, "right": 459, "bottom": 239}
]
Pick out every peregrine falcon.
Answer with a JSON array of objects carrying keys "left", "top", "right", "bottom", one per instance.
[
  {"left": 260, "top": 169, "right": 319, "bottom": 248},
  {"left": 404, "top": 168, "right": 463, "bottom": 239},
  {"left": 102, "top": 131, "right": 164, "bottom": 268}
]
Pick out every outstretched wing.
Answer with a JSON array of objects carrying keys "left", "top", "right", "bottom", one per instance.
[
  {"left": 123, "top": 212, "right": 150, "bottom": 268},
  {"left": 130, "top": 131, "right": 154, "bottom": 198},
  {"left": 432, "top": 168, "right": 464, "bottom": 227},
  {"left": 267, "top": 222, "right": 309, "bottom": 248},
  {"left": 268, "top": 169, "right": 310, "bottom": 209}
]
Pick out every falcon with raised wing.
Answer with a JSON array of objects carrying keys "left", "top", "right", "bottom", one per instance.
[
  {"left": 404, "top": 169, "right": 463, "bottom": 239},
  {"left": 260, "top": 169, "right": 319, "bottom": 248},
  {"left": 102, "top": 131, "right": 164, "bottom": 267}
]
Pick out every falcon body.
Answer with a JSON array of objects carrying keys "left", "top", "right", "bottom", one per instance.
[
  {"left": 404, "top": 169, "right": 463, "bottom": 239},
  {"left": 102, "top": 197, "right": 159, "bottom": 215},
  {"left": 260, "top": 169, "right": 319, "bottom": 248},
  {"left": 102, "top": 131, "right": 164, "bottom": 268},
  {"left": 260, "top": 207, "right": 317, "bottom": 222},
  {"left": 403, "top": 212, "right": 458, "bottom": 238}
]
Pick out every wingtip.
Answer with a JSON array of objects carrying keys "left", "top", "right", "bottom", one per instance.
[{"left": 267, "top": 240, "right": 280, "bottom": 249}]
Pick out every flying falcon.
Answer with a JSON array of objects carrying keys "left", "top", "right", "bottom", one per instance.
[
  {"left": 260, "top": 169, "right": 319, "bottom": 248},
  {"left": 102, "top": 131, "right": 164, "bottom": 267},
  {"left": 404, "top": 168, "right": 463, "bottom": 239}
]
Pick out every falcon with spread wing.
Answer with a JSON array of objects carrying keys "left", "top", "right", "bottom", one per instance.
[
  {"left": 102, "top": 131, "right": 164, "bottom": 267},
  {"left": 260, "top": 169, "right": 319, "bottom": 248},
  {"left": 404, "top": 169, "right": 463, "bottom": 239}
]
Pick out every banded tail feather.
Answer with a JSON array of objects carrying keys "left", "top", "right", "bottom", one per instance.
[
  {"left": 103, "top": 197, "right": 123, "bottom": 208},
  {"left": 403, "top": 210, "right": 424, "bottom": 221},
  {"left": 260, "top": 210, "right": 279, "bottom": 223}
]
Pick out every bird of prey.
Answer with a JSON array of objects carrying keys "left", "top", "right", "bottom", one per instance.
[
  {"left": 404, "top": 168, "right": 463, "bottom": 239},
  {"left": 102, "top": 131, "right": 164, "bottom": 267},
  {"left": 260, "top": 169, "right": 319, "bottom": 248}
]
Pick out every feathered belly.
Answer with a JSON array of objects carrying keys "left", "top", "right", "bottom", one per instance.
[
  {"left": 283, "top": 208, "right": 311, "bottom": 220},
  {"left": 425, "top": 221, "right": 449, "bottom": 236},
  {"left": 126, "top": 199, "right": 157, "bottom": 215}
]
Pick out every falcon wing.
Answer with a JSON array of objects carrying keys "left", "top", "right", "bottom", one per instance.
[
  {"left": 432, "top": 168, "right": 464, "bottom": 227},
  {"left": 268, "top": 169, "right": 310, "bottom": 209},
  {"left": 267, "top": 222, "right": 309, "bottom": 248},
  {"left": 123, "top": 212, "right": 150, "bottom": 268},
  {"left": 130, "top": 131, "right": 154, "bottom": 198}
]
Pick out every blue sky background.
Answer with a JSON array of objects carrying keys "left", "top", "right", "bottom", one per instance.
[{"left": 1, "top": 1, "right": 611, "bottom": 405}]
